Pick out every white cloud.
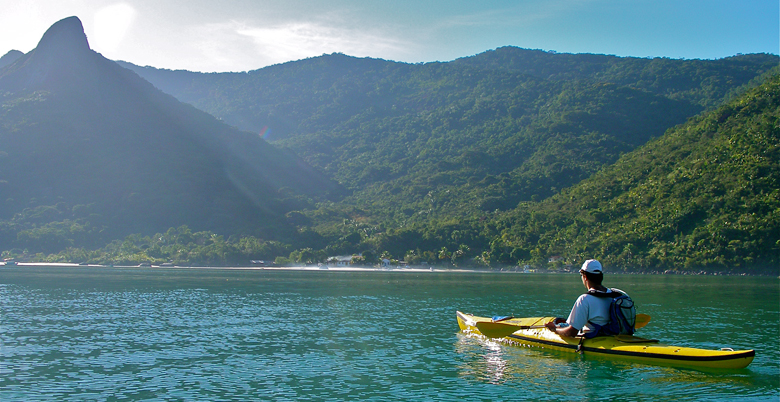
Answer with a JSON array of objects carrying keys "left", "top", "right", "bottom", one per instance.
[{"left": 191, "top": 19, "right": 411, "bottom": 70}]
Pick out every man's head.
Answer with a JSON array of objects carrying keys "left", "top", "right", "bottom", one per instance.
[{"left": 580, "top": 259, "right": 604, "bottom": 286}]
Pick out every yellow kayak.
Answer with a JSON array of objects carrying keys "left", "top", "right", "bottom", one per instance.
[{"left": 456, "top": 311, "right": 754, "bottom": 369}]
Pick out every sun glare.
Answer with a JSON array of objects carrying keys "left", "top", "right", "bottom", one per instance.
[{"left": 92, "top": 3, "right": 137, "bottom": 53}]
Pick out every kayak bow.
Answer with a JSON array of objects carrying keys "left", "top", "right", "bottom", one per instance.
[{"left": 457, "top": 311, "right": 754, "bottom": 369}]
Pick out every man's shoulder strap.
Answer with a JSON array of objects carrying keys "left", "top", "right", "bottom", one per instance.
[{"left": 586, "top": 288, "right": 626, "bottom": 298}]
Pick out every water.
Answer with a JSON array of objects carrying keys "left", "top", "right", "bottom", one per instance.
[{"left": 1, "top": 266, "right": 778, "bottom": 401}]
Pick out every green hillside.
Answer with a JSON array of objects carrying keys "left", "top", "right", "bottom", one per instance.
[
  {"left": 117, "top": 51, "right": 779, "bottom": 271},
  {"left": 2, "top": 17, "right": 777, "bottom": 271},
  {"left": 122, "top": 51, "right": 777, "bottom": 219},
  {"left": 0, "top": 17, "right": 342, "bottom": 258},
  {"left": 497, "top": 73, "right": 780, "bottom": 273}
]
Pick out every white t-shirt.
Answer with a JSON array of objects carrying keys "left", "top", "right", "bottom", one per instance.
[{"left": 566, "top": 291, "right": 613, "bottom": 333}]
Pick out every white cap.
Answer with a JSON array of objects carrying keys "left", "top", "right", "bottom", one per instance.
[{"left": 580, "top": 259, "right": 603, "bottom": 274}]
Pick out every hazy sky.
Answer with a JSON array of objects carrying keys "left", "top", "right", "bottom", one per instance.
[{"left": 1, "top": 0, "right": 777, "bottom": 72}]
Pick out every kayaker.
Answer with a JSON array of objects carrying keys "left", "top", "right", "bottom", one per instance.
[{"left": 544, "top": 259, "right": 616, "bottom": 338}]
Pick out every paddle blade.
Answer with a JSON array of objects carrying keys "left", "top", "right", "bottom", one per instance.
[
  {"left": 476, "top": 321, "right": 524, "bottom": 338},
  {"left": 477, "top": 321, "right": 544, "bottom": 338},
  {"left": 635, "top": 314, "right": 651, "bottom": 329}
]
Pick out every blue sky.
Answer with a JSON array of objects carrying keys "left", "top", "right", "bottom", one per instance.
[{"left": 1, "top": 0, "right": 777, "bottom": 72}]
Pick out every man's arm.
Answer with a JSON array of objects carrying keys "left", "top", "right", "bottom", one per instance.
[{"left": 544, "top": 320, "right": 580, "bottom": 337}]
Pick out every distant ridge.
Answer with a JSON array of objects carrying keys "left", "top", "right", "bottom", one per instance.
[
  {"left": 0, "top": 50, "right": 23, "bottom": 69},
  {"left": 0, "top": 16, "right": 343, "bottom": 250}
]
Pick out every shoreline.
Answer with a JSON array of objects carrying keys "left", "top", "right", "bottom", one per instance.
[
  {"left": 1, "top": 262, "right": 776, "bottom": 276},
  {"left": 0, "top": 262, "right": 498, "bottom": 274}
]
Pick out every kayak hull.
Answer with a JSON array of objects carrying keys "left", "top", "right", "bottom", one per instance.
[{"left": 456, "top": 311, "right": 754, "bottom": 369}]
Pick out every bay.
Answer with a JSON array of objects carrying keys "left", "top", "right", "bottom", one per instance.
[{"left": 1, "top": 266, "right": 777, "bottom": 401}]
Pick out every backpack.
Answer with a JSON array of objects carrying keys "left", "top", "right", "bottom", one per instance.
[{"left": 584, "top": 288, "right": 636, "bottom": 338}]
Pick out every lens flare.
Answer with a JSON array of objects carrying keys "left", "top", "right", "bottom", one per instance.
[{"left": 259, "top": 126, "right": 271, "bottom": 140}]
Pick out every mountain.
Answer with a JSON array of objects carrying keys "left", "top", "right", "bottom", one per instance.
[
  {"left": 2, "top": 16, "right": 778, "bottom": 271},
  {"left": 0, "top": 17, "right": 343, "bottom": 253},
  {"left": 497, "top": 73, "right": 780, "bottom": 273},
  {"left": 120, "top": 48, "right": 779, "bottom": 139},
  {"left": 117, "top": 49, "right": 778, "bottom": 264},
  {"left": 119, "top": 52, "right": 778, "bottom": 204},
  {"left": 451, "top": 47, "right": 777, "bottom": 108},
  {"left": 0, "top": 50, "right": 23, "bottom": 69}
]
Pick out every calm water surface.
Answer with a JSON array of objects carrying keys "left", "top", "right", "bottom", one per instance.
[{"left": 1, "top": 267, "right": 778, "bottom": 401}]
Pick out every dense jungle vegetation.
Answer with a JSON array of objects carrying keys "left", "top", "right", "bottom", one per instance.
[
  {"left": 498, "top": 74, "right": 780, "bottom": 273},
  {"left": 2, "top": 25, "right": 778, "bottom": 273}
]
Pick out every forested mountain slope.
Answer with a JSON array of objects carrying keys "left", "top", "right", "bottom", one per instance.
[
  {"left": 0, "top": 17, "right": 342, "bottom": 253},
  {"left": 496, "top": 73, "right": 780, "bottom": 273},
  {"left": 121, "top": 51, "right": 778, "bottom": 229},
  {"left": 1, "top": 16, "right": 777, "bottom": 271},
  {"left": 452, "top": 47, "right": 775, "bottom": 109},
  {"left": 121, "top": 48, "right": 779, "bottom": 138}
]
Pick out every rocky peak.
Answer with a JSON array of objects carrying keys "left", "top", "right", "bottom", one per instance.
[
  {"left": 34, "top": 16, "right": 91, "bottom": 56},
  {"left": 0, "top": 16, "right": 99, "bottom": 92}
]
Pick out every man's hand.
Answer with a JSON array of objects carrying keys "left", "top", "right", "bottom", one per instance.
[{"left": 545, "top": 319, "right": 579, "bottom": 337}]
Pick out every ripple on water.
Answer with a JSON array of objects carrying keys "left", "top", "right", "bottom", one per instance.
[{"left": 0, "top": 271, "right": 777, "bottom": 401}]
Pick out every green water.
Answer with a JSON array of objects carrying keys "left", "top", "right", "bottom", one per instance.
[{"left": 1, "top": 267, "right": 778, "bottom": 401}]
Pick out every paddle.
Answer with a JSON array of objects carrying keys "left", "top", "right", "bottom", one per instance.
[
  {"left": 635, "top": 313, "right": 651, "bottom": 329},
  {"left": 476, "top": 313, "right": 651, "bottom": 339},
  {"left": 476, "top": 321, "right": 546, "bottom": 338}
]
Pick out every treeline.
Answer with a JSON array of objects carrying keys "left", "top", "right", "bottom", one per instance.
[
  {"left": 4, "top": 226, "right": 291, "bottom": 267},
  {"left": 3, "top": 225, "right": 474, "bottom": 268}
]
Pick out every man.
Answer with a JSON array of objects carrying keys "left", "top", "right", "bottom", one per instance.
[{"left": 544, "top": 259, "right": 615, "bottom": 338}]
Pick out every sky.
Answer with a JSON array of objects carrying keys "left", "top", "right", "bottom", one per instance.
[{"left": 1, "top": 0, "right": 777, "bottom": 73}]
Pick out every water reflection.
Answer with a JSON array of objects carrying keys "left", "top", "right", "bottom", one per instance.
[
  {"left": 455, "top": 333, "right": 581, "bottom": 386},
  {"left": 474, "top": 341, "right": 508, "bottom": 384},
  {"left": 455, "top": 331, "right": 773, "bottom": 401}
]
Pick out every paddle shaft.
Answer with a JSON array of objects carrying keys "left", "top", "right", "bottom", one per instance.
[
  {"left": 475, "top": 321, "right": 548, "bottom": 338},
  {"left": 477, "top": 314, "right": 650, "bottom": 338}
]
